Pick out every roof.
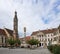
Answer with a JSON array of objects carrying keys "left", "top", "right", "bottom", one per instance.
[
  {"left": 5, "top": 28, "right": 13, "bottom": 36},
  {"left": 0, "top": 29, "right": 7, "bottom": 36},
  {"left": 41, "top": 28, "right": 57, "bottom": 34},
  {"left": 31, "top": 28, "right": 57, "bottom": 35},
  {"left": 31, "top": 31, "right": 39, "bottom": 35},
  {"left": 25, "top": 36, "right": 31, "bottom": 40},
  {"left": 20, "top": 36, "right": 31, "bottom": 41}
]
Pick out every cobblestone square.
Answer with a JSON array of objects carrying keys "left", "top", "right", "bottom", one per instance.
[{"left": 0, "top": 47, "right": 51, "bottom": 54}]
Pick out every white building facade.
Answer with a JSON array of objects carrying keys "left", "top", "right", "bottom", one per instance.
[{"left": 31, "top": 25, "right": 60, "bottom": 47}]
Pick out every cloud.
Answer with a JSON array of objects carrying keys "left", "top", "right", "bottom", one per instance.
[{"left": 0, "top": 0, "right": 60, "bottom": 37}]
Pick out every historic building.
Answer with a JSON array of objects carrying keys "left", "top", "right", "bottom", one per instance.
[
  {"left": 31, "top": 25, "right": 60, "bottom": 47},
  {"left": 0, "top": 28, "right": 13, "bottom": 47},
  {"left": 0, "top": 29, "right": 7, "bottom": 47},
  {"left": 0, "top": 11, "right": 18, "bottom": 47}
]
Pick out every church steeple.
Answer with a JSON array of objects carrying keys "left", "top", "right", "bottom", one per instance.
[
  {"left": 14, "top": 11, "right": 18, "bottom": 20},
  {"left": 15, "top": 11, "right": 17, "bottom": 15},
  {"left": 13, "top": 11, "right": 18, "bottom": 39}
]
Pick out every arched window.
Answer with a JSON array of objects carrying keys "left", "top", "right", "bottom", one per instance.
[
  {"left": 1, "top": 36, "right": 3, "bottom": 43},
  {"left": 5, "top": 37, "right": 6, "bottom": 43}
]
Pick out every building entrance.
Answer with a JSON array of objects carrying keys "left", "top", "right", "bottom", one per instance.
[{"left": 39, "top": 43, "right": 41, "bottom": 46}]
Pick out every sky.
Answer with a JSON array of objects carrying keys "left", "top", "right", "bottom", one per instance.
[{"left": 0, "top": 0, "right": 60, "bottom": 37}]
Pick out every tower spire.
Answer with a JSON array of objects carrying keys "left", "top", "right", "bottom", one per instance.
[
  {"left": 15, "top": 11, "right": 17, "bottom": 15},
  {"left": 13, "top": 11, "right": 18, "bottom": 39},
  {"left": 14, "top": 11, "right": 17, "bottom": 18}
]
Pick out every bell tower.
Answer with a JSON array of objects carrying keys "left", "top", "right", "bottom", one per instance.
[{"left": 13, "top": 11, "right": 18, "bottom": 39}]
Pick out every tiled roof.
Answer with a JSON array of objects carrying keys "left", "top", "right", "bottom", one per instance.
[
  {"left": 31, "top": 28, "right": 57, "bottom": 35},
  {"left": 5, "top": 28, "right": 13, "bottom": 36},
  {"left": 31, "top": 31, "right": 39, "bottom": 35},
  {"left": 0, "top": 29, "right": 7, "bottom": 36},
  {"left": 25, "top": 36, "right": 31, "bottom": 40},
  {"left": 20, "top": 36, "right": 31, "bottom": 41},
  {"left": 41, "top": 28, "right": 57, "bottom": 34}
]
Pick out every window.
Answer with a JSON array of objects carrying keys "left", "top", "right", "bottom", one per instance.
[
  {"left": 48, "top": 35, "right": 49, "bottom": 37},
  {"left": 48, "top": 38, "right": 50, "bottom": 41},
  {"left": 45, "top": 39, "right": 47, "bottom": 41},
  {"left": 59, "top": 36, "right": 60, "bottom": 42},
  {"left": 42, "top": 35, "right": 43, "bottom": 37},
  {"left": 5, "top": 37, "right": 6, "bottom": 43},
  {"left": 51, "top": 38, "right": 52, "bottom": 41},
  {"left": 51, "top": 34, "right": 53, "bottom": 36},
  {"left": 54, "top": 37, "right": 57, "bottom": 41},
  {"left": 1, "top": 36, "right": 3, "bottom": 43}
]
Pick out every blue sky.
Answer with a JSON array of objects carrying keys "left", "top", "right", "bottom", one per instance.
[{"left": 0, "top": 0, "right": 60, "bottom": 37}]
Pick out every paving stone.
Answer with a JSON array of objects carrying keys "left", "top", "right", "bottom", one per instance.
[{"left": 0, "top": 47, "right": 51, "bottom": 54}]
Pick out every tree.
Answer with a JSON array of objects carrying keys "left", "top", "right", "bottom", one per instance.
[
  {"left": 35, "top": 39, "right": 40, "bottom": 47},
  {"left": 8, "top": 37, "right": 15, "bottom": 48},
  {"left": 15, "top": 39, "right": 21, "bottom": 47},
  {"left": 26, "top": 39, "right": 40, "bottom": 48}
]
